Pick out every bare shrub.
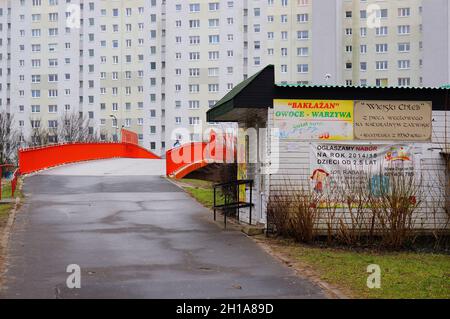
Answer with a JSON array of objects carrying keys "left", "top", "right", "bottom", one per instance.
[
  {"left": 332, "top": 171, "right": 374, "bottom": 246},
  {"left": 367, "top": 167, "right": 422, "bottom": 249},
  {"left": 266, "top": 191, "right": 292, "bottom": 238},
  {"left": 443, "top": 153, "right": 450, "bottom": 233},
  {"left": 267, "top": 180, "right": 320, "bottom": 243},
  {"left": 319, "top": 178, "right": 341, "bottom": 244},
  {"left": 289, "top": 187, "right": 320, "bottom": 243},
  {"left": 267, "top": 165, "right": 432, "bottom": 249},
  {"left": 0, "top": 111, "right": 20, "bottom": 164},
  {"left": 422, "top": 157, "right": 450, "bottom": 248}
]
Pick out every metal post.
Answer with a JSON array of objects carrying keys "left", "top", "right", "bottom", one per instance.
[
  {"left": 213, "top": 186, "right": 216, "bottom": 221},
  {"left": 236, "top": 182, "right": 240, "bottom": 224},
  {"left": 224, "top": 190, "right": 228, "bottom": 229},
  {"left": 0, "top": 166, "right": 2, "bottom": 201},
  {"left": 249, "top": 181, "right": 253, "bottom": 226}
]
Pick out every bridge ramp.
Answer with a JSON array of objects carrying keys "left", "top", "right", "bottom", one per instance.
[{"left": 39, "top": 158, "right": 166, "bottom": 176}]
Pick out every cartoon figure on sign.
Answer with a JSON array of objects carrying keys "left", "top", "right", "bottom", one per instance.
[
  {"left": 310, "top": 169, "right": 330, "bottom": 193},
  {"left": 385, "top": 147, "right": 411, "bottom": 162}
]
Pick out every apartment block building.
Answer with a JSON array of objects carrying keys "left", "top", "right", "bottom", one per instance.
[
  {"left": 341, "top": 0, "right": 424, "bottom": 87},
  {"left": 0, "top": 1, "right": 10, "bottom": 119},
  {"left": 245, "top": 0, "right": 426, "bottom": 87},
  {"left": 422, "top": 0, "right": 450, "bottom": 87},
  {"left": 165, "top": 0, "right": 246, "bottom": 145},
  {"left": 3, "top": 0, "right": 166, "bottom": 155},
  {"left": 0, "top": 0, "right": 448, "bottom": 156}
]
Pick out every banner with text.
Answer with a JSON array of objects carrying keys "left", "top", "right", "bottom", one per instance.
[
  {"left": 354, "top": 100, "right": 432, "bottom": 141},
  {"left": 274, "top": 99, "right": 354, "bottom": 141},
  {"left": 309, "top": 143, "right": 415, "bottom": 197}
]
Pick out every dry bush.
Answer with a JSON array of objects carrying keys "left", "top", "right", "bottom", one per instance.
[
  {"left": 445, "top": 156, "right": 450, "bottom": 229},
  {"left": 369, "top": 169, "right": 422, "bottom": 249},
  {"left": 289, "top": 188, "right": 320, "bottom": 243},
  {"left": 267, "top": 165, "right": 439, "bottom": 249},
  {"left": 267, "top": 180, "right": 320, "bottom": 243},
  {"left": 266, "top": 191, "right": 292, "bottom": 238},
  {"left": 333, "top": 171, "right": 375, "bottom": 246},
  {"left": 421, "top": 157, "right": 450, "bottom": 248}
]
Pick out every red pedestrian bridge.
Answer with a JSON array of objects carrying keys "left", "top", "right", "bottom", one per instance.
[
  {"left": 17, "top": 129, "right": 159, "bottom": 175},
  {"left": 18, "top": 142, "right": 161, "bottom": 175},
  {"left": 15, "top": 129, "right": 236, "bottom": 179}
]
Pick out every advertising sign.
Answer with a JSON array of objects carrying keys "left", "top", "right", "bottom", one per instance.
[
  {"left": 274, "top": 99, "right": 354, "bottom": 141},
  {"left": 237, "top": 131, "right": 247, "bottom": 201},
  {"left": 309, "top": 143, "right": 415, "bottom": 197},
  {"left": 354, "top": 101, "right": 432, "bottom": 141}
]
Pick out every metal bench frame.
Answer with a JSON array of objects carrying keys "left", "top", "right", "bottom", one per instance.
[{"left": 213, "top": 179, "right": 254, "bottom": 229}]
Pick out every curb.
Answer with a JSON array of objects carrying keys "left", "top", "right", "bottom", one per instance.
[
  {"left": 0, "top": 197, "right": 21, "bottom": 254},
  {"left": 252, "top": 237, "right": 350, "bottom": 300},
  {"left": 0, "top": 180, "right": 23, "bottom": 288}
]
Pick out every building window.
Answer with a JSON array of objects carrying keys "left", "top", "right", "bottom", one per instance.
[
  {"left": 189, "top": 117, "right": 200, "bottom": 126},
  {"left": 398, "top": 78, "right": 411, "bottom": 86},
  {"left": 297, "top": 64, "right": 309, "bottom": 73},
  {"left": 398, "top": 60, "right": 411, "bottom": 69},
  {"left": 376, "top": 61, "right": 388, "bottom": 70}
]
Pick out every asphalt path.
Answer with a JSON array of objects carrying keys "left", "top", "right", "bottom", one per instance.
[{"left": 0, "top": 159, "right": 325, "bottom": 299}]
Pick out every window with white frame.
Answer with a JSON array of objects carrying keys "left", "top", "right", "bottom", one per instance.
[
  {"left": 297, "top": 64, "right": 309, "bottom": 73},
  {"left": 376, "top": 61, "right": 388, "bottom": 70},
  {"left": 398, "top": 60, "right": 410, "bottom": 69}
]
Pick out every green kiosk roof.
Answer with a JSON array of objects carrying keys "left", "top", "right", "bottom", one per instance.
[{"left": 207, "top": 65, "right": 449, "bottom": 123}]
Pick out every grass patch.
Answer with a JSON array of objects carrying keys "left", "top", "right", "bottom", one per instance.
[
  {"left": 185, "top": 187, "right": 217, "bottom": 208},
  {"left": 0, "top": 203, "right": 12, "bottom": 220},
  {"left": 181, "top": 178, "right": 213, "bottom": 189},
  {"left": 1, "top": 183, "right": 13, "bottom": 227},
  {"left": 1, "top": 183, "right": 12, "bottom": 199},
  {"left": 179, "top": 178, "right": 225, "bottom": 209},
  {"left": 0, "top": 178, "right": 23, "bottom": 227},
  {"left": 270, "top": 238, "right": 450, "bottom": 299}
]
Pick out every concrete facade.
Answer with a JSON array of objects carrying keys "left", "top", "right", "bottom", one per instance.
[
  {"left": 0, "top": 0, "right": 448, "bottom": 156},
  {"left": 422, "top": 0, "right": 450, "bottom": 87}
]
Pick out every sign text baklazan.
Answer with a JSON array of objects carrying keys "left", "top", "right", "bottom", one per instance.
[{"left": 274, "top": 99, "right": 354, "bottom": 141}]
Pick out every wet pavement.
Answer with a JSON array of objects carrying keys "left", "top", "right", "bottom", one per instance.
[{"left": 0, "top": 159, "right": 325, "bottom": 299}]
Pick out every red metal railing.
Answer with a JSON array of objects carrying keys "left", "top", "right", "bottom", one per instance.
[
  {"left": 166, "top": 141, "right": 235, "bottom": 179},
  {"left": 121, "top": 128, "right": 139, "bottom": 145},
  {"left": 18, "top": 142, "right": 160, "bottom": 175}
]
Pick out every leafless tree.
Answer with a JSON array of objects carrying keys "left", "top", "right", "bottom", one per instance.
[
  {"left": 27, "top": 120, "right": 55, "bottom": 147},
  {"left": 92, "top": 129, "right": 112, "bottom": 143},
  {"left": 58, "top": 112, "right": 92, "bottom": 143},
  {"left": 0, "top": 111, "right": 21, "bottom": 165},
  {"left": 27, "top": 113, "right": 112, "bottom": 147}
]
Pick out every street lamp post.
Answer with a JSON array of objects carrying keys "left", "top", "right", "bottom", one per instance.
[{"left": 110, "top": 115, "right": 119, "bottom": 142}]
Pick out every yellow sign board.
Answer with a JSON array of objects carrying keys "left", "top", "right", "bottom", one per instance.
[
  {"left": 237, "top": 130, "right": 247, "bottom": 201},
  {"left": 274, "top": 99, "right": 354, "bottom": 141}
]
